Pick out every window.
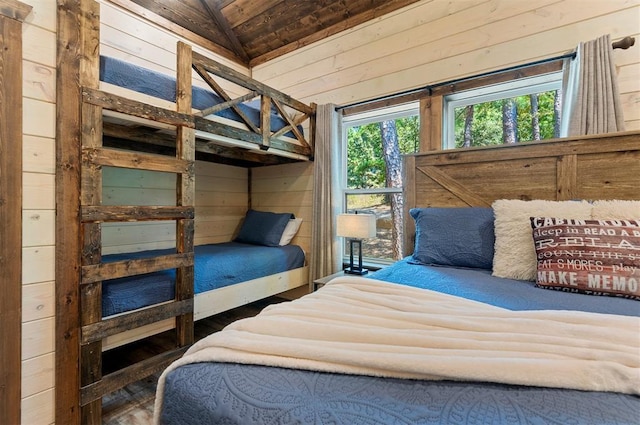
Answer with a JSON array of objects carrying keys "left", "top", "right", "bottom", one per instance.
[
  {"left": 443, "top": 72, "right": 563, "bottom": 149},
  {"left": 341, "top": 103, "right": 419, "bottom": 265}
]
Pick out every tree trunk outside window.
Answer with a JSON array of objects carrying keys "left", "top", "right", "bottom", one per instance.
[
  {"left": 463, "top": 105, "right": 474, "bottom": 147},
  {"left": 502, "top": 98, "right": 518, "bottom": 143},
  {"left": 553, "top": 89, "right": 562, "bottom": 138},
  {"left": 530, "top": 94, "right": 540, "bottom": 140},
  {"left": 379, "top": 120, "right": 403, "bottom": 260}
]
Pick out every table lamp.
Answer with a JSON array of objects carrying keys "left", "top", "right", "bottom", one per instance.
[{"left": 336, "top": 212, "right": 377, "bottom": 275}]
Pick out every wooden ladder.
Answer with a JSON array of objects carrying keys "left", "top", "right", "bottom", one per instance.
[{"left": 77, "top": 42, "right": 196, "bottom": 422}]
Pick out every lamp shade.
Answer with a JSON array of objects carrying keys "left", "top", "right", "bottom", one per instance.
[{"left": 336, "top": 213, "right": 376, "bottom": 239}]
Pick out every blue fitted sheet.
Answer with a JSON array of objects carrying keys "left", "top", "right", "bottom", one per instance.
[
  {"left": 99, "top": 56, "right": 299, "bottom": 138},
  {"left": 159, "top": 262, "right": 640, "bottom": 425},
  {"left": 102, "top": 242, "right": 305, "bottom": 317},
  {"left": 370, "top": 258, "right": 640, "bottom": 317}
]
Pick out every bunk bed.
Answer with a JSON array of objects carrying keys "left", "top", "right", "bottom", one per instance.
[
  {"left": 55, "top": 2, "right": 316, "bottom": 423},
  {"left": 95, "top": 49, "right": 314, "bottom": 350},
  {"left": 154, "top": 132, "right": 640, "bottom": 424}
]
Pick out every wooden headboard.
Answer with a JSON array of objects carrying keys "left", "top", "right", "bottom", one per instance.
[{"left": 402, "top": 131, "right": 640, "bottom": 255}]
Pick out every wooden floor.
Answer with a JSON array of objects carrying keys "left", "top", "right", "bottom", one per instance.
[{"left": 101, "top": 297, "right": 284, "bottom": 425}]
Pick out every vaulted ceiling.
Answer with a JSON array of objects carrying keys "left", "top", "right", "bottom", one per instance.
[{"left": 112, "top": 0, "right": 422, "bottom": 67}]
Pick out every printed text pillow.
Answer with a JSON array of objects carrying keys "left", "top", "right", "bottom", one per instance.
[{"left": 530, "top": 217, "right": 640, "bottom": 300}]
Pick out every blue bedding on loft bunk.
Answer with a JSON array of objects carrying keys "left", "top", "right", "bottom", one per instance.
[
  {"left": 99, "top": 56, "right": 298, "bottom": 138},
  {"left": 101, "top": 242, "right": 305, "bottom": 317}
]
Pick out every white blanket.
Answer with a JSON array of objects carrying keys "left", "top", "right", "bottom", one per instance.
[{"left": 154, "top": 277, "right": 640, "bottom": 422}]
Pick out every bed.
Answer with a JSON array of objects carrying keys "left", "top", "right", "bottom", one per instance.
[
  {"left": 154, "top": 132, "right": 640, "bottom": 424},
  {"left": 102, "top": 242, "right": 305, "bottom": 317},
  {"left": 101, "top": 210, "right": 308, "bottom": 350}
]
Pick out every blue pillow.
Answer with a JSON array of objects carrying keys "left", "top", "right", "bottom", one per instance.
[
  {"left": 409, "top": 207, "right": 495, "bottom": 269},
  {"left": 235, "top": 209, "right": 294, "bottom": 247}
]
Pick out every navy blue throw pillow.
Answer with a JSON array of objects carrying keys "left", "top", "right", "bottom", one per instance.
[
  {"left": 235, "top": 210, "right": 294, "bottom": 247},
  {"left": 409, "top": 207, "right": 495, "bottom": 269}
]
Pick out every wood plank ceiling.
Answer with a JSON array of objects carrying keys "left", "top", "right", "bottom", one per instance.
[{"left": 112, "top": 0, "right": 423, "bottom": 67}]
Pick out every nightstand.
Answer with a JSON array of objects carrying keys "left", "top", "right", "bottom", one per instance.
[{"left": 313, "top": 270, "right": 347, "bottom": 291}]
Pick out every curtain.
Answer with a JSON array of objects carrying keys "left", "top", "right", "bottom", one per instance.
[
  {"left": 310, "top": 104, "right": 342, "bottom": 281},
  {"left": 561, "top": 34, "right": 625, "bottom": 136}
]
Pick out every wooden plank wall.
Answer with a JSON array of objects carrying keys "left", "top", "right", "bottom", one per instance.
[
  {"left": 194, "top": 161, "right": 248, "bottom": 245},
  {"left": 1, "top": 2, "right": 32, "bottom": 424},
  {"left": 252, "top": 161, "right": 314, "bottom": 298},
  {"left": 252, "top": 161, "right": 313, "bottom": 257},
  {"left": 19, "top": 0, "right": 56, "bottom": 424},
  {"left": 102, "top": 167, "right": 177, "bottom": 254},
  {"left": 253, "top": 0, "right": 640, "bottom": 130},
  {"left": 102, "top": 161, "right": 249, "bottom": 252}
]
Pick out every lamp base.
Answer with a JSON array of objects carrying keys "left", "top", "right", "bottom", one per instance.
[{"left": 344, "top": 267, "right": 369, "bottom": 275}]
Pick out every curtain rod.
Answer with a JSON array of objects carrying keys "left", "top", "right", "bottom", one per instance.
[{"left": 336, "top": 35, "right": 636, "bottom": 112}]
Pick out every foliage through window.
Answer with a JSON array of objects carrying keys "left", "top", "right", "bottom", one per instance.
[
  {"left": 444, "top": 73, "right": 563, "bottom": 149},
  {"left": 342, "top": 105, "right": 419, "bottom": 264}
]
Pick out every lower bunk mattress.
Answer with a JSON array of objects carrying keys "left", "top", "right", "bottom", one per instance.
[
  {"left": 102, "top": 242, "right": 305, "bottom": 317},
  {"left": 156, "top": 261, "right": 640, "bottom": 425}
]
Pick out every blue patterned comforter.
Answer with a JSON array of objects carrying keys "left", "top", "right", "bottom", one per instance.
[{"left": 159, "top": 262, "right": 640, "bottom": 425}]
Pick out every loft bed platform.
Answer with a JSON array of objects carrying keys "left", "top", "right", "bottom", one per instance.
[
  {"left": 95, "top": 44, "right": 315, "bottom": 167},
  {"left": 56, "top": 2, "right": 315, "bottom": 424}
]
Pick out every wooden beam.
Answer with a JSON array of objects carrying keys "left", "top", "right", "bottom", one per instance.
[
  {"left": 82, "top": 146, "right": 193, "bottom": 174},
  {"left": 81, "top": 253, "right": 195, "bottom": 284},
  {"left": 260, "top": 95, "right": 271, "bottom": 150},
  {"left": 196, "top": 117, "right": 312, "bottom": 156},
  {"left": 80, "top": 299, "right": 193, "bottom": 344},
  {"left": 199, "top": 0, "right": 249, "bottom": 63},
  {"left": 82, "top": 205, "right": 194, "bottom": 222},
  {"left": 419, "top": 96, "right": 442, "bottom": 152},
  {"left": 197, "top": 90, "right": 258, "bottom": 117},
  {"left": 0, "top": 2, "right": 30, "bottom": 423},
  {"left": 56, "top": 1, "right": 99, "bottom": 423},
  {"left": 176, "top": 41, "right": 196, "bottom": 350},
  {"left": 80, "top": 346, "right": 188, "bottom": 406},
  {"left": 271, "top": 98, "right": 308, "bottom": 144},
  {"left": 102, "top": 124, "right": 293, "bottom": 166},
  {"left": 83, "top": 87, "right": 194, "bottom": 128}
]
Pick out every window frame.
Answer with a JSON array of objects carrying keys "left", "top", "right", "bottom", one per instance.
[
  {"left": 340, "top": 102, "right": 419, "bottom": 266},
  {"left": 442, "top": 72, "right": 563, "bottom": 149}
]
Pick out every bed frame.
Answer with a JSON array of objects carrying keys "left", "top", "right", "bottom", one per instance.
[
  {"left": 402, "top": 131, "right": 640, "bottom": 254},
  {"left": 56, "top": 1, "right": 314, "bottom": 423}
]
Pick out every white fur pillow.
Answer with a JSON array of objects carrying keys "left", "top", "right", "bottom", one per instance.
[
  {"left": 591, "top": 200, "right": 640, "bottom": 219},
  {"left": 492, "top": 199, "right": 592, "bottom": 281}
]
